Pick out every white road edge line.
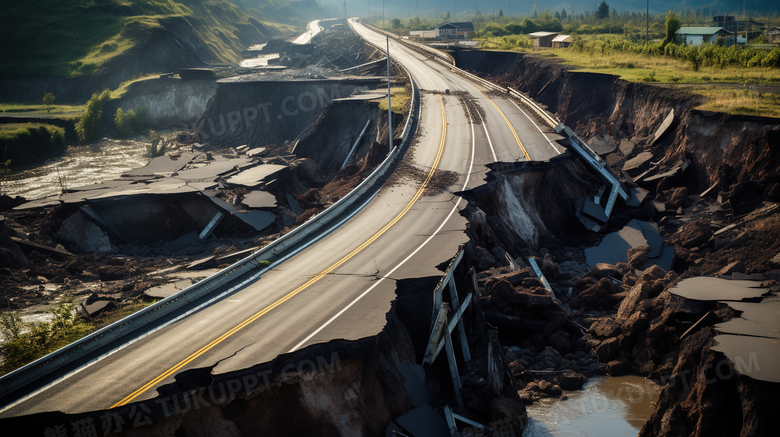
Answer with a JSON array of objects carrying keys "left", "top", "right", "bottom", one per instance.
[
  {"left": 507, "top": 99, "right": 561, "bottom": 155},
  {"left": 475, "top": 106, "right": 497, "bottom": 162},
  {"left": 0, "top": 191, "right": 379, "bottom": 414},
  {"left": 290, "top": 97, "right": 476, "bottom": 352}
]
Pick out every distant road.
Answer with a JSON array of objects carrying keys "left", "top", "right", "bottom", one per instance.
[
  {"left": 291, "top": 19, "right": 322, "bottom": 44},
  {"left": 0, "top": 18, "right": 562, "bottom": 418}
]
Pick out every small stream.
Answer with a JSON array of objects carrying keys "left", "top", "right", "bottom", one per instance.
[
  {"left": 524, "top": 375, "right": 661, "bottom": 436},
  {"left": 2, "top": 138, "right": 149, "bottom": 201}
]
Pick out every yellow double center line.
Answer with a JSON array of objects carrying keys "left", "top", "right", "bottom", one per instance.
[
  {"left": 480, "top": 92, "right": 531, "bottom": 161},
  {"left": 111, "top": 96, "right": 449, "bottom": 408}
]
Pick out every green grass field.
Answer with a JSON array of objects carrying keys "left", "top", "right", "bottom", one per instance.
[{"left": 0, "top": 0, "right": 293, "bottom": 78}]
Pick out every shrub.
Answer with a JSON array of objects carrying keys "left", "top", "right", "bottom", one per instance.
[
  {"left": 114, "top": 106, "right": 149, "bottom": 136},
  {"left": 0, "top": 301, "right": 93, "bottom": 375},
  {"left": 0, "top": 123, "right": 66, "bottom": 166},
  {"left": 145, "top": 129, "right": 166, "bottom": 157},
  {"left": 75, "top": 89, "right": 110, "bottom": 142}
]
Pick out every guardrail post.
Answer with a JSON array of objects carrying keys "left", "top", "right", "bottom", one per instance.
[
  {"left": 444, "top": 327, "right": 464, "bottom": 406},
  {"left": 448, "top": 275, "right": 471, "bottom": 363}
]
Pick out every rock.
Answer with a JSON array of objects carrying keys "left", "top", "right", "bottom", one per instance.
[
  {"left": 627, "top": 246, "right": 650, "bottom": 270},
  {"left": 543, "top": 383, "right": 562, "bottom": 397},
  {"left": 606, "top": 360, "right": 631, "bottom": 376},
  {"left": 473, "top": 246, "right": 498, "bottom": 271},
  {"left": 575, "top": 282, "right": 609, "bottom": 309},
  {"left": 548, "top": 333, "right": 572, "bottom": 354},
  {"left": 487, "top": 269, "right": 532, "bottom": 287},
  {"left": 84, "top": 300, "right": 117, "bottom": 317},
  {"left": 558, "top": 370, "right": 588, "bottom": 390},
  {"left": 621, "top": 310, "right": 651, "bottom": 338},
  {"left": 541, "top": 256, "right": 560, "bottom": 280},
  {"left": 617, "top": 283, "right": 650, "bottom": 321},
  {"left": 639, "top": 264, "right": 666, "bottom": 284},
  {"left": 595, "top": 337, "right": 620, "bottom": 362},
  {"left": 729, "top": 181, "right": 763, "bottom": 215},
  {"left": 596, "top": 277, "right": 616, "bottom": 294},
  {"left": 589, "top": 317, "right": 621, "bottom": 338},
  {"left": 588, "top": 263, "right": 618, "bottom": 278},
  {"left": 666, "top": 187, "right": 689, "bottom": 210},
  {"left": 718, "top": 261, "right": 746, "bottom": 276},
  {"left": 521, "top": 277, "right": 542, "bottom": 288},
  {"left": 517, "top": 390, "right": 539, "bottom": 405},
  {"left": 677, "top": 220, "right": 713, "bottom": 249},
  {"left": 97, "top": 266, "right": 129, "bottom": 281}
]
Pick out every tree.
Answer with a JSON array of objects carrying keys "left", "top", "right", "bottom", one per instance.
[
  {"left": 75, "top": 89, "right": 110, "bottom": 142},
  {"left": 597, "top": 1, "right": 610, "bottom": 19},
  {"left": 555, "top": 11, "right": 561, "bottom": 19},
  {"left": 499, "top": 9, "right": 503, "bottom": 17},
  {"left": 390, "top": 18, "right": 402, "bottom": 29},
  {"left": 664, "top": 11, "right": 681, "bottom": 45},
  {"left": 612, "top": 7, "right": 618, "bottom": 19},
  {"left": 561, "top": 9, "right": 568, "bottom": 20},
  {"left": 42, "top": 92, "right": 55, "bottom": 113}
]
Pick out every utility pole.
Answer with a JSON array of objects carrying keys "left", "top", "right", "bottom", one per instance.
[
  {"left": 386, "top": 36, "right": 393, "bottom": 152},
  {"left": 344, "top": 0, "right": 347, "bottom": 35},
  {"left": 646, "top": 0, "right": 649, "bottom": 43},
  {"left": 382, "top": 0, "right": 385, "bottom": 28}
]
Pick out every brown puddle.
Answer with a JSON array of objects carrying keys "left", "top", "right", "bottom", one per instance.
[
  {"left": 525, "top": 375, "right": 661, "bottom": 436},
  {"left": 3, "top": 139, "right": 148, "bottom": 201}
]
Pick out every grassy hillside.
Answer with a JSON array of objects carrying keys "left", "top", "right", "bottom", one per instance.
[{"left": 0, "top": 0, "right": 303, "bottom": 77}]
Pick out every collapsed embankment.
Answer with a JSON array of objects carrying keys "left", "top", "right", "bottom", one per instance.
[
  {"left": 0, "top": 263, "right": 526, "bottom": 436},
  {"left": 456, "top": 49, "right": 780, "bottom": 436}
]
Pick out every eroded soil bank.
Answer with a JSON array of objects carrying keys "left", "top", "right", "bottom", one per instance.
[{"left": 455, "top": 50, "right": 780, "bottom": 436}]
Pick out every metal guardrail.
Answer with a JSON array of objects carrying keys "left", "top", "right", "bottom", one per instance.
[{"left": 0, "top": 25, "right": 421, "bottom": 402}]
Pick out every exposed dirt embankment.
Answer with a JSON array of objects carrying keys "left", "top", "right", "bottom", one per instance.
[
  {"left": 106, "top": 78, "right": 218, "bottom": 130},
  {"left": 195, "top": 80, "right": 380, "bottom": 150},
  {"left": 461, "top": 51, "right": 780, "bottom": 192},
  {"left": 460, "top": 50, "right": 780, "bottom": 436}
]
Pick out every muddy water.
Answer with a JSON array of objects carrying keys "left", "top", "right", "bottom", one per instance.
[
  {"left": 525, "top": 375, "right": 661, "bottom": 436},
  {"left": 2, "top": 139, "right": 148, "bottom": 201}
]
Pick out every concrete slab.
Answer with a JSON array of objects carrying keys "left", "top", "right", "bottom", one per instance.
[
  {"left": 234, "top": 210, "right": 276, "bottom": 231},
  {"left": 636, "top": 220, "right": 663, "bottom": 258},
  {"left": 643, "top": 244, "right": 674, "bottom": 271},
  {"left": 162, "top": 231, "right": 200, "bottom": 252},
  {"left": 227, "top": 164, "right": 286, "bottom": 187},
  {"left": 398, "top": 364, "right": 430, "bottom": 408},
  {"left": 669, "top": 277, "right": 766, "bottom": 301},
  {"left": 650, "top": 109, "right": 675, "bottom": 146},
  {"left": 716, "top": 298, "right": 780, "bottom": 339},
  {"left": 207, "top": 196, "right": 239, "bottom": 214},
  {"left": 626, "top": 187, "right": 650, "bottom": 207},
  {"left": 247, "top": 147, "right": 266, "bottom": 157},
  {"left": 85, "top": 300, "right": 117, "bottom": 317},
  {"left": 712, "top": 334, "right": 780, "bottom": 383},
  {"left": 394, "top": 405, "right": 449, "bottom": 437},
  {"left": 589, "top": 135, "right": 618, "bottom": 155},
  {"left": 287, "top": 194, "right": 304, "bottom": 215},
  {"left": 242, "top": 191, "right": 277, "bottom": 209},
  {"left": 623, "top": 151, "right": 653, "bottom": 171},
  {"left": 125, "top": 154, "right": 194, "bottom": 177},
  {"left": 14, "top": 198, "right": 61, "bottom": 210},
  {"left": 585, "top": 221, "right": 648, "bottom": 266},
  {"left": 188, "top": 256, "right": 216, "bottom": 270},
  {"left": 175, "top": 157, "right": 253, "bottom": 182},
  {"left": 68, "top": 180, "right": 134, "bottom": 192},
  {"left": 619, "top": 139, "right": 637, "bottom": 157},
  {"left": 333, "top": 94, "right": 387, "bottom": 102},
  {"left": 582, "top": 200, "right": 609, "bottom": 223}
]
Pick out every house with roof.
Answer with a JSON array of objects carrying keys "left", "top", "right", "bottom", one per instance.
[
  {"left": 434, "top": 22, "right": 474, "bottom": 39},
  {"left": 766, "top": 27, "right": 780, "bottom": 44},
  {"left": 529, "top": 32, "right": 559, "bottom": 48},
  {"left": 552, "top": 34, "right": 572, "bottom": 48},
  {"left": 676, "top": 27, "right": 732, "bottom": 45}
]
